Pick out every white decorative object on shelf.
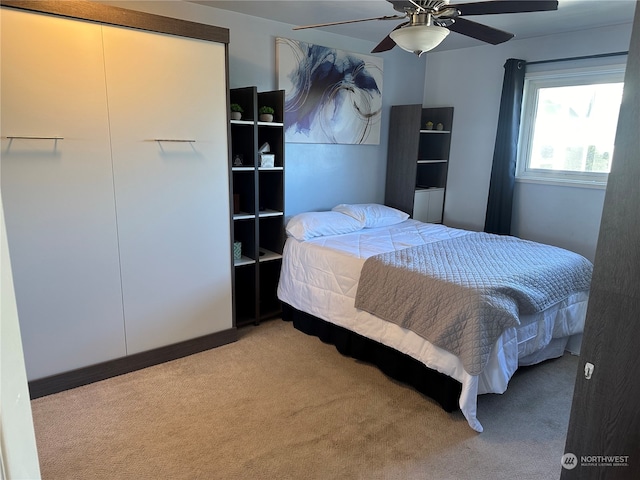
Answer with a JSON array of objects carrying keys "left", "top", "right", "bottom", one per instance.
[{"left": 260, "top": 153, "right": 275, "bottom": 168}]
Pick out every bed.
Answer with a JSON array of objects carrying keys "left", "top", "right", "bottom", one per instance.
[{"left": 277, "top": 204, "right": 592, "bottom": 432}]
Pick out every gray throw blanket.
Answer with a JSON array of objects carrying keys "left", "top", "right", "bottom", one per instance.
[{"left": 354, "top": 232, "right": 593, "bottom": 375}]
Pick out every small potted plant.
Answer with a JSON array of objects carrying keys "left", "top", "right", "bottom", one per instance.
[
  {"left": 230, "top": 103, "right": 243, "bottom": 120},
  {"left": 259, "top": 106, "right": 275, "bottom": 122}
]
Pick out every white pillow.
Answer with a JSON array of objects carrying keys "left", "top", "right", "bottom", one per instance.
[
  {"left": 285, "top": 211, "right": 364, "bottom": 241},
  {"left": 332, "top": 203, "right": 409, "bottom": 228}
]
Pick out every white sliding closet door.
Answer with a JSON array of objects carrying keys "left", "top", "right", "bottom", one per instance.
[
  {"left": 102, "top": 26, "right": 232, "bottom": 353},
  {"left": 0, "top": 10, "right": 126, "bottom": 379}
]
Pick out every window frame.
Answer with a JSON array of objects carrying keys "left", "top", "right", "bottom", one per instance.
[{"left": 516, "top": 63, "right": 626, "bottom": 188}]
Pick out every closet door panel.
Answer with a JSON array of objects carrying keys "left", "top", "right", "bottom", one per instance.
[
  {"left": 427, "top": 189, "right": 445, "bottom": 224},
  {"left": 102, "top": 26, "right": 232, "bottom": 354},
  {"left": 0, "top": 9, "right": 126, "bottom": 379}
]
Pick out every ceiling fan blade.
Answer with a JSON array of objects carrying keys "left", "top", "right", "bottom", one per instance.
[
  {"left": 371, "top": 21, "right": 409, "bottom": 53},
  {"left": 293, "top": 14, "right": 405, "bottom": 31},
  {"left": 447, "top": 17, "right": 514, "bottom": 45},
  {"left": 387, "top": 1, "right": 420, "bottom": 12},
  {"left": 454, "top": 0, "right": 559, "bottom": 16}
]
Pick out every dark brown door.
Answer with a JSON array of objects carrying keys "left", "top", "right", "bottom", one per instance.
[{"left": 561, "top": 3, "right": 640, "bottom": 479}]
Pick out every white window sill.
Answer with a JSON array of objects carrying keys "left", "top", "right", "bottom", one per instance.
[{"left": 515, "top": 176, "right": 607, "bottom": 190}]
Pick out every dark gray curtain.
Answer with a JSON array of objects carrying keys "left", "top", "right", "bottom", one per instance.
[{"left": 484, "top": 58, "right": 526, "bottom": 235}]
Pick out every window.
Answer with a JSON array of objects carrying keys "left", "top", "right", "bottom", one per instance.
[{"left": 517, "top": 64, "right": 625, "bottom": 187}]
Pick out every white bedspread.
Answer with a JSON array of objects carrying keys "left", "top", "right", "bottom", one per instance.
[{"left": 277, "top": 219, "right": 588, "bottom": 432}]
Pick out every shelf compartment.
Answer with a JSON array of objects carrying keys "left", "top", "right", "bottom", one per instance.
[
  {"left": 259, "top": 169, "right": 284, "bottom": 212},
  {"left": 230, "top": 123, "right": 255, "bottom": 168},
  {"left": 258, "top": 259, "right": 282, "bottom": 320},
  {"left": 258, "top": 128, "right": 284, "bottom": 168},
  {"left": 416, "top": 161, "right": 448, "bottom": 189},
  {"left": 257, "top": 90, "right": 284, "bottom": 125},
  {"left": 234, "top": 264, "right": 256, "bottom": 326},
  {"left": 233, "top": 220, "right": 255, "bottom": 263},
  {"left": 259, "top": 215, "right": 285, "bottom": 255},
  {"left": 420, "top": 108, "right": 454, "bottom": 133},
  {"left": 232, "top": 170, "right": 255, "bottom": 215},
  {"left": 418, "top": 133, "right": 451, "bottom": 161},
  {"left": 230, "top": 86, "right": 257, "bottom": 123}
]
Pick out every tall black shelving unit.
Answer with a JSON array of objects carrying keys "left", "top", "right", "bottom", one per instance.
[
  {"left": 385, "top": 105, "right": 454, "bottom": 224},
  {"left": 229, "top": 87, "right": 285, "bottom": 326}
]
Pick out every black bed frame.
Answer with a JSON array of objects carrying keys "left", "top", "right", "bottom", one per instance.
[{"left": 282, "top": 303, "right": 462, "bottom": 412}]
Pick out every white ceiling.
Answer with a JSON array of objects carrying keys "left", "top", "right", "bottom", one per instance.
[{"left": 191, "top": 0, "right": 637, "bottom": 52}]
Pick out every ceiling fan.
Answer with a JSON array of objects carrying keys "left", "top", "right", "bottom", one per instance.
[{"left": 294, "top": 0, "right": 559, "bottom": 56}]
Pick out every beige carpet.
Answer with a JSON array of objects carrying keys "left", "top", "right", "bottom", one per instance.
[{"left": 31, "top": 319, "right": 577, "bottom": 480}]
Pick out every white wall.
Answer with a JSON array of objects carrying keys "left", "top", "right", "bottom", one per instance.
[
  {"left": 98, "top": 2, "right": 633, "bottom": 261},
  {"left": 101, "top": 1, "right": 426, "bottom": 216},
  {"left": 1, "top": 196, "right": 41, "bottom": 480},
  {"left": 424, "top": 24, "right": 633, "bottom": 261}
]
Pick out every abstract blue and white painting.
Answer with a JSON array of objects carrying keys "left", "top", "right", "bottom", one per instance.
[{"left": 277, "top": 38, "right": 383, "bottom": 145}]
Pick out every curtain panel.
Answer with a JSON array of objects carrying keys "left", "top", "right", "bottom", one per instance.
[{"left": 484, "top": 58, "right": 526, "bottom": 235}]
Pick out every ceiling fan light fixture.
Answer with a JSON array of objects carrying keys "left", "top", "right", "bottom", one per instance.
[{"left": 389, "top": 25, "right": 450, "bottom": 56}]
